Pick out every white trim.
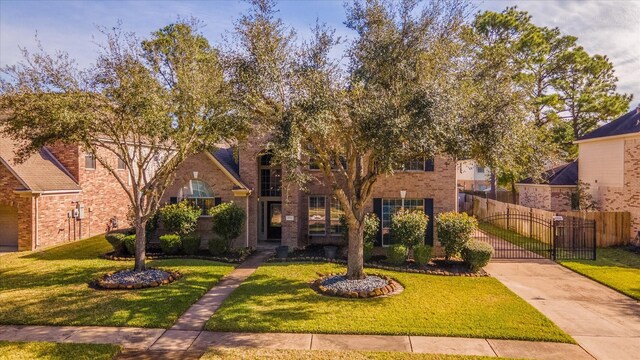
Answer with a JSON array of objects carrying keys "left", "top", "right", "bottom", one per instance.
[
  {"left": 574, "top": 132, "right": 640, "bottom": 144},
  {"left": 308, "top": 195, "right": 327, "bottom": 236}
]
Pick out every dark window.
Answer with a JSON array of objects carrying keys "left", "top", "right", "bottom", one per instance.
[
  {"left": 404, "top": 159, "right": 425, "bottom": 171},
  {"left": 85, "top": 153, "right": 96, "bottom": 169},
  {"left": 181, "top": 180, "right": 214, "bottom": 214},
  {"left": 117, "top": 157, "right": 126, "bottom": 170},
  {"left": 260, "top": 168, "right": 282, "bottom": 197},
  {"left": 477, "top": 166, "right": 485, "bottom": 173}
]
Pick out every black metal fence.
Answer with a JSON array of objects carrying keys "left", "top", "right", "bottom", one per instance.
[{"left": 475, "top": 212, "right": 596, "bottom": 260}]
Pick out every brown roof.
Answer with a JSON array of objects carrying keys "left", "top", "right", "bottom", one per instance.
[{"left": 0, "top": 135, "right": 81, "bottom": 192}]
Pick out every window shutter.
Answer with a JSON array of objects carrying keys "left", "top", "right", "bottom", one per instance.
[
  {"left": 424, "top": 158, "right": 435, "bottom": 172},
  {"left": 373, "top": 198, "right": 383, "bottom": 246},
  {"left": 424, "top": 198, "right": 434, "bottom": 245},
  {"left": 169, "top": 197, "right": 178, "bottom": 204},
  {"left": 214, "top": 197, "right": 222, "bottom": 206}
]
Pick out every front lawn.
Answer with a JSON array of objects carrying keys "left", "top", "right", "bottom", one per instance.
[
  {"left": 560, "top": 247, "right": 640, "bottom": 300},
  {"left": 0, "top": 234, "right": 234, "bottom": 328},
  {"left": 205, "top": 262, "right": 572, "bottom": 343},
  {"left": 0, "top": 341, "right": 120, "bottom": 360},
  {"left": 202, "top": 348, "right": 515, "bottom": 360}
]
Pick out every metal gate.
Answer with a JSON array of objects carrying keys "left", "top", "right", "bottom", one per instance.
[{"left": 475, "top": 212, "right": 596, "bottom": 260}]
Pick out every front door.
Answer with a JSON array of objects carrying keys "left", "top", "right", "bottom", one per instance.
[{"left": 267, "top": 201, "right": 282, "bottom": 240}]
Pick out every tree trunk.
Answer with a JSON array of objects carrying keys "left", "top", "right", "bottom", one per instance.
[
  {"left": 489, "top": 172, "right": 497, "bottom": 200},
  {"left": 346, "top": 221, "right": 365, "bottom": 280},
  {"left": 134, "top": 219, "right": 147, "bottom": 272},
  {"left": 510, "top": 178, "right": 517, "bottom": 204}
]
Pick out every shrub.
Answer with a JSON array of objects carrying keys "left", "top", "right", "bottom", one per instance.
[
  {"left": 462, "top": 240, "right": 494, "bottom": 271},
  {"left": 390, "top": 209, "right": 428, "bottom": 249},
  {"left": 159, "top": 234, "right": 182, "bottom": 255},
  {"left": 105, "top": 232, "right": 127, "bottom": 253},
  {"left": 159, "top": 201, "right": 202, "bottom": 237},
  {"left": 412, "top": 244, "right": 433, "bottom": 266},
  {"left": 210, "top": 202, "right": 245, "bottom": 252},
  {"left": 122, "top": 235, "right": 136, "bottom": 255},
  {"left": 363, "top": 241, "right": 374, "bottom": 262},
  {"left": 436, "top": 211, "right": 478, "bottom": 260},
  {"left": 208, "top": 235, "right": 228, "bottom": 256},
  {"left": 387, "top": 244, "right": 408, "bottom": 266},
  {"left": 182, "top": 234, "right": 201, "bottom": 255}
]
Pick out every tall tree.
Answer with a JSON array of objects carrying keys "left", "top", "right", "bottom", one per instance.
[{"left": 0, "top": 21, "right": 241, "bottom": 271}]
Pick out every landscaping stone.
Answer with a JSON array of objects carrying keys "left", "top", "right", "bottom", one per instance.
[
  {"left": 311, "top": 273, "right": 402, "bottom": 298},
  {"left": 94, "top": 268, "right": 182, "bottom": 290}
]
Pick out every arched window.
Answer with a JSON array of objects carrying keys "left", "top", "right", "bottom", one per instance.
[{"left": 180, "top": 180, "right": 214, "bottom": 213}]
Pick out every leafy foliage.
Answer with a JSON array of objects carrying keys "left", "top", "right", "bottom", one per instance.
[
  {"left": 0, "top": 20, "right": 243, "bottom": 271},
  {"left": 436, "top": 212, "right": 478, "bottom": 260},
  {"left": 182, "top": 234, "right": 202, "bottom": 255},
  {"left": 412, "top": 244, "right": 433, "bottom": 266},
  {"left": 390, "top": 209, "right": 429, "bottom": 250},
  {"left": 122, "top": 235, "right": 137, "bottom": 255},
  {"left": 461, "top": 240, "right": 494, "bottom": 272},
  {"left": 158, "top": 201, "right": 202, "bottom": 237},
  {"left": 159, "top": 234, "right": 182, "bottom": 255},
  {"left": 105, "top": 232, "right": 127, "bottom": 254},
  {"left": 386, "top": 244, "right": 408, "bottom": 266},
  {"left": 209, "top": 202, "right": 246, "bottom": 252}
]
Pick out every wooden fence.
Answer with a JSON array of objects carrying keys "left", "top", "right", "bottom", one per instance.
[{"left": 463, "top": 194, "right": 630, "bottom": 247}]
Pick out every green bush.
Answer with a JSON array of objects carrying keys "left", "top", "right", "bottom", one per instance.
[
  {"left": 436, "top": 211, "right": 478, "bottom": 260},
  {"left": 390, "top": 209, "right": 429, "bottom": 249},
  {"left": 210, "top": 202, "right": 246, "bottom": 252},
  {"left": 208, "top": 235, "right": 228, "bottom": 256},
  {"left": 363, "top": 241, "right": 374, "bottom": 262},
  {"left": 412, "top": 244, "right": 433, "bottom": 266},
  {"left": 340, "top": 213, "right": 379, "bottom": 261},
  {"left": 159, "top": 234, "right": 182, "bottom": 255},
  {"left": 105, "top": 232, "right": 127, "bottom": 253},
  {"left": 182, "top": 234, "right": 201, "bottom": 255},
  {"left": 122, "top": 235, "right": 136, "bottom": 255},
  {"left": 387, "top": 244, "right": 408, "bottom": 266},
  {"left": 159, "top": 201, "right": 202, "bottom": 236},
  {"left": 461, "top": 240, "right": 494, "bottom": 271}
]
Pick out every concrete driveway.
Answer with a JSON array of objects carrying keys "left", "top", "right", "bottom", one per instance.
[{"left": 486, "top": 259, "right": 640, "bottom": 360}]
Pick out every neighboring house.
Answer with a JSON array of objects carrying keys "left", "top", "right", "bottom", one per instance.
[
  {"left": 517, "top": 105, "right": 640, "bottom": 240},
  {"left": 1, "top": 130, "right": 457, "bottom": 251},
  {"left": 163, "top": 134, "right": 457, "bottom": 249},
  {"left": 517, "top": 161, "right": 578, "bottom": 212},
  {"left": 456, "top": 159, "right": 490, "bottom": 191},
  {"left": 0, "top": 136, "right": 129, "bottom": 251}
]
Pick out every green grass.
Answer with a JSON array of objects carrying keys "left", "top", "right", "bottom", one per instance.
[
  {"left": 0, "top": 234, "right": 235, "bottom": 328},
  {"left": 205, "top": 262, "right": 573, "bottom": 343},
  {"left": 202, "top": 348, "right": 517, "bottom": 360},
  {"left": 479, "top": 223, "right": 550, "bottom": 257},
  {"left": 0, "top": 341, "right": 120, "bottom": 360},
  {"left": 560, "top": 247, "right": 640, "bottom": 300}
]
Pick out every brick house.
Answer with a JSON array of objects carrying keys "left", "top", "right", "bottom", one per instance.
[
  {"left": 2, "top": 129, "right": 457, "bottom": 251},
  {"left": 456, "top": 159, "right": 491, "bottom": 191},
  {"left": 517, "top": 105, "right": 640, "bottom": 240},
  {"left": 162, "top": 132, "right": 457, "bottom": 249},
  {"left": 0, "top": 136, "right": 130, "bottom": 251}
]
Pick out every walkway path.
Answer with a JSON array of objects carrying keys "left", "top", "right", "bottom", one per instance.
[
  {"left": 486, "top": 259, "right": 640, "bottom": 360},
  {"left": 0, "top": 325, "right": 594, "bottom": 359}
]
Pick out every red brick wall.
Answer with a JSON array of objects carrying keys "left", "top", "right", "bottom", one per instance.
[
  {"left": 47, "top": 143, "right": 80, "bottom": 181},
  {"left": 161, "top": 152, "right": 250, "bottom": 248},
  {"left": 0, "top": 165, "right": 32, "bottom": 250}
]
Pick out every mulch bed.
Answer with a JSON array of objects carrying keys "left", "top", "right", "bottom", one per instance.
[
  {"left": 270, "top": 256, "right": 488, "bottom": 277},
  {"left": 102, "top": 248, "right": 255, "bottom": 264},
  {"left": 93, "top": 268, "right": 183, "bottom": 290},
  {"left": 311, "top": 272, "right": 403, "bottom": 298}
]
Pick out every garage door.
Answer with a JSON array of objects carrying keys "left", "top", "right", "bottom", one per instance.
[{"left": 0, "top": 205, "right": 19, "bottom": 250}]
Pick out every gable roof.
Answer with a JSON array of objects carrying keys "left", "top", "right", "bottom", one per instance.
[
  {"left": 578, "top": 107, "right": 640, "bottom": 141},
  {"left": 208, "top": 147, "right": 249, "bottom": 190},
  {"left": 0, "top": 135, "right": 81, "bottom": 192},
  {"left": 518, "top": 161, "right": 578, "bottom": 186}
]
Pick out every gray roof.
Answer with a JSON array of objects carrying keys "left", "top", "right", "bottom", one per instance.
[
  {"left": 210, "top": 147, "right": 248, "bottom": 189},
  {"left": 579, "top": 108, "right": 640, "bottom": 141},
  {"left": 519, "top": 161, "right": 578, "bottom": 186},
  {"left": 0, "top": 135, "right": 81, "bottom": 192}
]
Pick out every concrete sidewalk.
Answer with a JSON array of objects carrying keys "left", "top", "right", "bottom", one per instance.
[
  {"left": 486, "top": 259, "right": 640, "bottom": 360},
  {"left": 0, "top": 325, "right": 594, "bottom": 359}
]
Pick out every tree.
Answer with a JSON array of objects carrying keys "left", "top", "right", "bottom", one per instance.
[
  {"left": 229, "top": 0, "right": 487, "bottom": 279},
  {"left": 0, "top": 20, "right": 242, "bottom": 271}
]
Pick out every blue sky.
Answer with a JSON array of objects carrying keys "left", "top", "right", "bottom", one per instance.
[{"left": 1, "top": 0, "right": 639, "bottom": 107}]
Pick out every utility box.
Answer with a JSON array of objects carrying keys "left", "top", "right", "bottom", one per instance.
[{"left": 77, "top": 204, "right": 85, "bottom": 219}]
